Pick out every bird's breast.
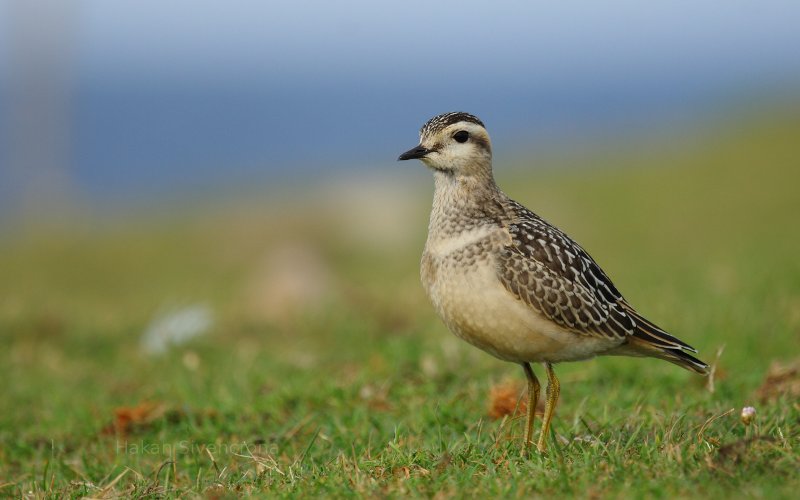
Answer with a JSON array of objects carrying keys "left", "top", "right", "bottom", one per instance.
[{"left": 421, "top": 230, "right": 619, "bottom": 363}]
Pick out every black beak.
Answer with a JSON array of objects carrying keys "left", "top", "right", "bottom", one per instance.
[{"left": 397, "top": 145, "right": 429, "bottom": 161}]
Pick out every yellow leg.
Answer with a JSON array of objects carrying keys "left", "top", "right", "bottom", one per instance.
[
  {"left": 521, "top": 363, "right": 540, "bottom": 456},
  {"left": 536, "top": 362, "right": 560, "bottom": 453}
]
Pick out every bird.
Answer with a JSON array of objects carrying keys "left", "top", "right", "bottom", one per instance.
[{"left": 398, "top": 111, "right": 708, "bottom": 455}]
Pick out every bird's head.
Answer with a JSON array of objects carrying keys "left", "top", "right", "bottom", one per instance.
[{"left": 398, "top": 112, "right": 492, "bottom": 178}]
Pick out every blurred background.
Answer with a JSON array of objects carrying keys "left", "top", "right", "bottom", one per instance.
[
  {"left": 1, "top": 0, "right": 800, "bottom": 434},
  {"left": 2, "top": 0, "right": 799, "bottom": 216}
]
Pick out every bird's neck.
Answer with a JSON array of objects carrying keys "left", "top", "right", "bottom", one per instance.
[{"left": 428, "top": 169, "right": 503, "bottom": 240}]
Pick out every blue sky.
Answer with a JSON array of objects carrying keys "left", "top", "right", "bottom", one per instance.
[
  {"left": 68, "top": 1, "right": 800, "bottom": 83},
  {"left": 3, "top": 0, "right": 798, "bottom": 85}
]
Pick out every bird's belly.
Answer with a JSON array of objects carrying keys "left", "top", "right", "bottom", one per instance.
[{"left": 422, "top": 252, "right": 619, "bottom": 363}]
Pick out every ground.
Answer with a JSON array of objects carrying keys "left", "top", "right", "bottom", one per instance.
[{"left": 1, "top": 110, "right": 799, "bottom": 497}]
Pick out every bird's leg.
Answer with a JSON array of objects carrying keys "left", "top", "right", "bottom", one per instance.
[
  {"left": 536, "top": 362, "right": 560, "bottom": 453},
  {"left": 521, "top": 362, "right": 540, "bottom": 456}
]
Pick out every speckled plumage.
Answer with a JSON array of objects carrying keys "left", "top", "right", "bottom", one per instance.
[
  {"left": 400, "top": 111, "right": 709, "bottom": 454},
  {"left": 419, "top": 111, "right": 485, "bottom": 138}
]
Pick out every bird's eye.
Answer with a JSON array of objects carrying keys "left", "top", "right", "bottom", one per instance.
[{"left": 453, "top": 130, "right": 469, "bottom": 143}]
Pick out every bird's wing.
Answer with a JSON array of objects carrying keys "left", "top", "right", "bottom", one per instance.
[{"left": 495, "top": 200, "right": 635, "bottom": 340}]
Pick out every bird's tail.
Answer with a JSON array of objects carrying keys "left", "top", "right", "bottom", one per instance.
[{"left": 622, "top": 306, "right": 709, "bottom": 375}]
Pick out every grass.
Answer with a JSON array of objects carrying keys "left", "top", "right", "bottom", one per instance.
[{"left": 1, "top": 109, "right": 799, "bottom": 497}]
